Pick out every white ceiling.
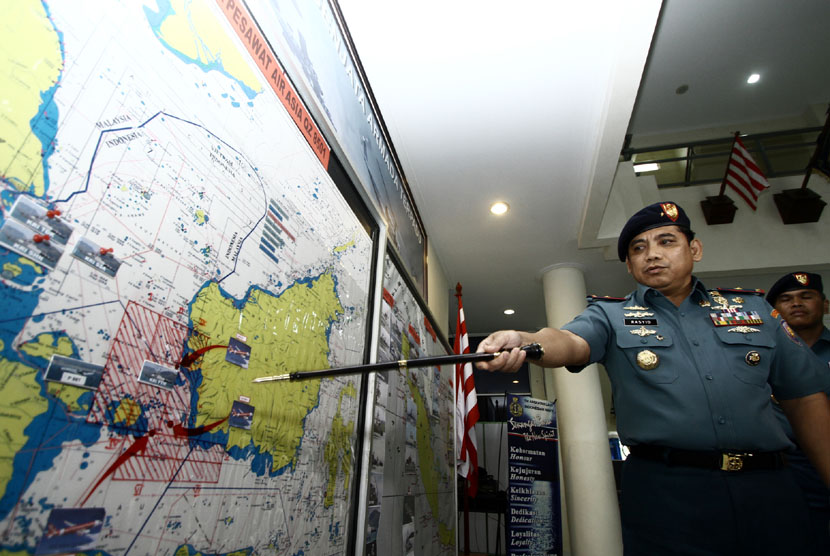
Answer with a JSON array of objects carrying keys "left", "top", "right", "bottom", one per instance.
[{"left": 337, "top": 0, "right": 830, "bottom": 336}]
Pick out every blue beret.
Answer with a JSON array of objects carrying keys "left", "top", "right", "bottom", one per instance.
[
  {"left": 766, "top": 272, "right": 824, "bottom": 304},
  {"left": 617, "top": 202, "right": 693, "bottom": 261}
]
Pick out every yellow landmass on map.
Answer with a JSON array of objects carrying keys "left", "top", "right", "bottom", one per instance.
[
  {"left": 194, "top": 209, "right": 208, "bottom": 225},
  {"left": 19, "top": 333, "right": 91, "bottom": 411},
  {"left": 409, "top": 372, "right": 455, "bottom": 545},
  {"left": 0, "top": 357, "right": 48, "bottom": 500},
  {"left": 156, "top": 0, "right": 262, "bottom": 95},
  {"left": 17, "top": 257, "right": 44, "bottom": 274},
  {"left": 323, "top": 384, "right": 355, "bottom": 507},
  {"left": 333, "top": 236, "right": 356, "bottom": 253},
  {"left": 19, "top": 333, "right": 73, "bottom": 360},
  {"left": 113, "top": 398, "right": 141, "bottom": 427},
  {"left": 189, "top": 272, "right": 343, "bottom": 471},
  {"left": 0, "top": 0, "right": 62, "bottom": 196},
  {"left": 2, "top": 264, "right": 21, "bottom": 278}
]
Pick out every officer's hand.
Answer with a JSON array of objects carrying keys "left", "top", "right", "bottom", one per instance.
[{"left": 476, "top": 331, "right": 525, "bottom": 373}]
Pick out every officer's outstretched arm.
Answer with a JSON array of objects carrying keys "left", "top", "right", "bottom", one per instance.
[
  {"left": 475, "top": 328, "right": 590, "bottom": 373},
  {"left": 780, "top": 392, "right": 830, "bottom": 487}
]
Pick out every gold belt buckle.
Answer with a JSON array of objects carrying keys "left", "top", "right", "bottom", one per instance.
[{"left": 721, "top": 453, "right": 748, "bottom": 471}]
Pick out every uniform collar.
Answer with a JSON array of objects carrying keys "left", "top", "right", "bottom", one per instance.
[
  {"left": 633, "top": 276, "right": 707, "bottom": 305},
  {"left": 819, "top": 327, "right": 830, "bottom": 346}
]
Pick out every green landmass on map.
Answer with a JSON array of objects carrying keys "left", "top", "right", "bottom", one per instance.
[
  {"left": 323, "top": 384, "right": 356, "bottom": 507},
  {"left": 0, "top": 0, "right": 62, "bottom": 196},
  {"left": 0, "top": 356, "right": 46, "bottom": 501},
  {"left": 0, "top": 332, "right": 95, "bottom": 500},
  {"left": 189, "top": 272, "right": 343, "bottom": 472},
  {"left": 408, "top": 373, "right": 455, "bottom": 545}
]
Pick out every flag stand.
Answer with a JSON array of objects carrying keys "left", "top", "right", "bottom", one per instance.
[
  {"left": 772, "top": 107, "right": 829, "bottom": 224},
  {"left": 463, "top": 478, "right": 471, "bottom": 555}
]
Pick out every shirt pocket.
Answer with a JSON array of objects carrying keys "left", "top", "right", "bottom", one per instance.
[
  {"left": 711, "top": 327, "right": 776, "bottom": 387},
  {"left": 614, "top": 331, "right": 677, "bottom": 384}
]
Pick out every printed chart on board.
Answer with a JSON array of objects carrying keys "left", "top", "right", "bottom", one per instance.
[
  {"left": 363, "top": 253, "right": 455, "bottom": 556},
  {"left": 0, "top": 1, "right": 373, "bottom": 554}
]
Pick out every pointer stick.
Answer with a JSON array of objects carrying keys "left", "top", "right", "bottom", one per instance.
[{"left": 251, "top": 343, "right": 544, "bottom": 383}]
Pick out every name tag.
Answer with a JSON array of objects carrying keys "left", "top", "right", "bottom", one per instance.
[{"left": 625, "top": 318, "right": 657, "bottom": 326}]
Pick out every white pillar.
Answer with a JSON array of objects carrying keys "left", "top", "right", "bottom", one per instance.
[{"left": 542, "top": 264, "right": 623, "bottom": 556}]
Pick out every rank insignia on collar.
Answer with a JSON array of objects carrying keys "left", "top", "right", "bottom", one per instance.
[
  {"left": 699, "top": 300, "right": 711, "bottom": 307},
  {"left": 781, "top": 320, "right": 804, "bottom": 345},
  {"left": 727, "top": 326, "right": 761, "bottom": 334},
  {"left": 771, "top": 309, "right": 779, "bottom": 318},
  {"left": 630, "top": 326, "right": 657, "bottom": 337},
  {"left": 623, "top": 305, "right": 649, "bottom": 311},
  {"left": 624, "top": 311, "right": 654, "bottom": 318}
]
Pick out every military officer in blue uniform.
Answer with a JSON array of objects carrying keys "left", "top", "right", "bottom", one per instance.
[
  {"left": 476, "top": 202, "right": 830, "bottom": 555},
  {"left": 766, "top": 271, "right": 830, "bottom": 554}
]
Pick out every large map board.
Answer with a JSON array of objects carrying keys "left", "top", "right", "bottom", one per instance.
[
  {"left": 0, "top": 1, "right": 375, "bottom": 554},
  {"left": 362, "top": 252, "right": 456, "bottom": 556}
]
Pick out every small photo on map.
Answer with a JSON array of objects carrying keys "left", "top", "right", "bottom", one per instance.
[
  {"left": 368, "top": 471, "right": 384, "bottom": 505},
  {"left": 370, "top": 434, "right": 385, "bottom": 470},
  {"left": 10, "top": 195, "right": 74, "bottom": 245},
  {"left": 225, "top": 337, "right": 251, "bottom": 369},
  {"left": 137, "top": 360, "right": 179, "bottom": 390},
  {"left": 44, "top": 355, "right": 105, "bottom": 390},
  {"left": 405, "top": 445, "right": 417, "bottom": 475},
  {"left": 0, "top": 218, "right": 64, "bottom": 270},
  {"left": 35, "top": 507, "right": 105, "bottom": 555},
  {"left": 229, "top": 400, "right": 255, "bottom": 430},
  {"left": 72, "top": 236, "right": 122, "bottom": 277},
  {"left": 374, "top": 377, "right": 389, "bottom": 408}
]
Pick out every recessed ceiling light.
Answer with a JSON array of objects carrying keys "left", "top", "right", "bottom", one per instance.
[
  {"left": 512, "top": 380, "right": 520, "bottom": 384},
  {"left": 490, "top": 201, "right": 509, "bottom": 215},
  {"left": 747, "top": 73, "right": 760, "bottom": 84},
  {"left": 633, "top": 162, "right": 660, "bottom": 173},
  {"left": 503, "top": 309, "right": 515, "bottom": 315}
]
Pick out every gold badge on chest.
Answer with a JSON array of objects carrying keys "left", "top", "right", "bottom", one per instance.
[
  {"left": 745, "top": 351, "right": 761, "bottom": 366},
  {"left": 637, "top": 350, "right": 660, "bottom": 370}
]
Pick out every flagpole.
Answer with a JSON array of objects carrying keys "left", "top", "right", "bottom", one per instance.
[
  {"left": 456, "top": 282, "right": 473, "bottom": 556},
  {"left": 718, "top": 131, "right": 740, "bottom": 196}
]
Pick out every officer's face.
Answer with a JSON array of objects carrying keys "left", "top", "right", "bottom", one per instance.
[
  {"left": 625, "top": 226, "right": 702, "bottom": 292},
  {"left": 774, "top": 289, "right": 828, "bottom": 331}
]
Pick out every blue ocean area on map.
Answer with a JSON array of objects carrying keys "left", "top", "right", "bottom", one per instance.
[
  {"left": 0, "top": 281, "right": 44, "bottom": 359},
  {"left": 0, "top": 252, "right": 46, "bottom": 286},
  {"left": 144, "top": 0, "right": 259, "bottom": 100},
  {"left": 29, "top": 85, "right": 60, "bottom": 197}
]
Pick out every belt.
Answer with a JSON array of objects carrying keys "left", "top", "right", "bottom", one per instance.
[{"left": 629, "top": 445, "right": 787, "bottom": 472}]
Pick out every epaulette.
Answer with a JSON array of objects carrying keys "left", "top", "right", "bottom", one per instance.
[
  {"left": 587, "top": 295, "right": 627, "bottom": 302},
  {"left": 713, "top": 287, "right": 765, "bottom": 295}
]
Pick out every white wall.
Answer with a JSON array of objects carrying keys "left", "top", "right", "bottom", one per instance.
[{"left": 426, "top": 239, "right": 450, "bottom": 339}]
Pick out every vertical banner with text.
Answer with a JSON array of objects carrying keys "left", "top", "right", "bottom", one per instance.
[{"left": 506, "top": 396, "right": 562, "bottom": 555}]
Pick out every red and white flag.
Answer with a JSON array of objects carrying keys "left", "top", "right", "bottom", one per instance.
[
  {"left": 722, "top": 135, "right": 770, "bottom": 210},
  {"left": 454, "top": 284, "right": 479, "bottom": 498}
]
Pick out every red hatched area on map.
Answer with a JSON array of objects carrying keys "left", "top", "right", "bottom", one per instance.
[{"left": 88, "top": 301, "right": 224, "bottom": 483}]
